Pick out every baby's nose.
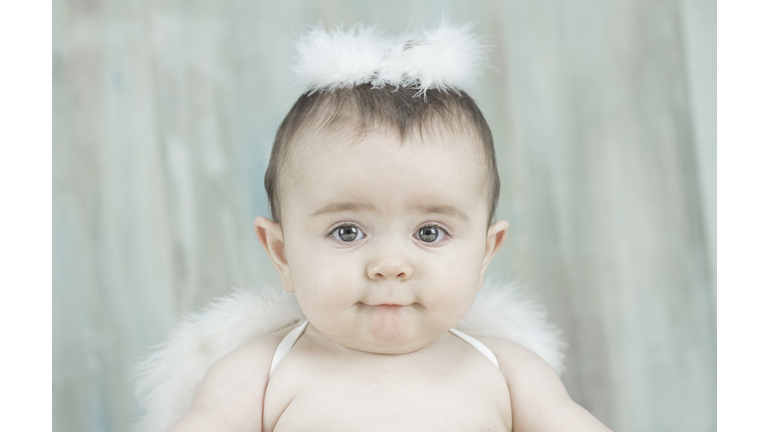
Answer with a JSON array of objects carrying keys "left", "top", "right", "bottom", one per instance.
[{"left": 366, "top": 251, "right": 412, "bottom": 281}]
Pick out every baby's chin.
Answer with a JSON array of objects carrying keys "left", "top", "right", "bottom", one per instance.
[{"left": 312, "top": 304, "right": 452, "bottom": 354}]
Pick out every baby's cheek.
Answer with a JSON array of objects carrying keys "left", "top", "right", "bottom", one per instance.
[
  {"left": 421, "top": 277, "right": 476, "bottom": 312},
  {"left": 425, "top": 257, "right": 481, "bottom": 310},
  {"left": 294, "top": 257, "right": 357, "bottom": 308}
]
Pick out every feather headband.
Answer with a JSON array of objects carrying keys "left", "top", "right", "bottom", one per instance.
[{"left": 293, "top": 21, "right": 485, "bottom": 94}]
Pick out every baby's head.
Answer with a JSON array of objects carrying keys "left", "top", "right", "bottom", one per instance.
[
  {"left": 254, "top": 23, "right": 507, "bottom": 355},
  {"left": 255, "top": 85, "right": 509, "bottom": 354}
]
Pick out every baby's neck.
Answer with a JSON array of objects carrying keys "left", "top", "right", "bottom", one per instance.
[{"left": 300, "top": 321, "right": 449, "bottom": 357}]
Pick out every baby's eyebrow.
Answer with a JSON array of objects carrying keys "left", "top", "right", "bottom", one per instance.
[
  {"left": 411, "top": 204, "right": 470, "bottom": 223},
  {"left": 310, "top": 202, "right": 375, "bottom": 217}
]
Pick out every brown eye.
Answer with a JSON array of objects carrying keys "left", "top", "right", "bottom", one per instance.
[
  {"left": 418, "top": 226, "right": 439, "bottom": 242},
  {"left": 334, "top": 225, "right": 362, "bottom": 242}
]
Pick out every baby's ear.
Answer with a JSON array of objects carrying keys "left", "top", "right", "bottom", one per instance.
[
  {"left": 254, "top": 216, "right": 294, "bottom": 292},
  {"left": 480, "top": 220, "right": 509, "bottom": 280}
]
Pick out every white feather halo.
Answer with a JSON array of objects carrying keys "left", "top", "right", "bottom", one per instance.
[{"left": 293, "top": 21, "right": 486, "bottom": 94}]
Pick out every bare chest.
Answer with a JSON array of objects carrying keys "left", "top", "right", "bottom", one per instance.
[{"left": 262, "top": 348, "right": 511, "bottom": 432}]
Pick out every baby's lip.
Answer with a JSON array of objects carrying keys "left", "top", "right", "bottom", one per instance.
[
  {"left": 362, "top": 301, "right": 413, "bottom": 307},
  {"left": 371, "top": 304, "right": 410, "bottom": 313}
]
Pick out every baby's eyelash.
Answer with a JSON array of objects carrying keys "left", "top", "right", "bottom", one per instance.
[
  {"left": 423, "top": 223, "right": 452, "bottom": 235},
  {"left": 415, "top": 223, "right": 452, "bottom": 244},
  {"left": 326, "top": 221, "right": 361, "bottom": 237}
]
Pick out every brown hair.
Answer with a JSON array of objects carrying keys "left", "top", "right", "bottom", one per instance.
[{"left": 264, "top": 85, "right": 500, "bottom": 225}]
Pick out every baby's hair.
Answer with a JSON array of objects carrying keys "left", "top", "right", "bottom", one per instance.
[{"left": 264, "top": 84, "right": 500, "bottom": 226}]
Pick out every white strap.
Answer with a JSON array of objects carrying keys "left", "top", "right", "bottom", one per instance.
[
  {"left": 269, "top": 320, "right": 309, "bottom": 379},
  {"left": 449, "top": 328, "right": 500, "bottom": 369}
]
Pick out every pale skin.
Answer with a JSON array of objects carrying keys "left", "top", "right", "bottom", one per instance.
[{"left": 169, "top": 127, "right": 612, "bottom": 432}]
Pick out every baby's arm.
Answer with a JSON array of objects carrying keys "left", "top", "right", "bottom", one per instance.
[
  {"left": 168, "top": 331, "right": 286, "bottom": 432},
  {"left": 479, "top": 337, "right": 613, "bottom": 432}
]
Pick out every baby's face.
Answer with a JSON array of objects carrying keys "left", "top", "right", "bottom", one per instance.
[{"left": 257, "top": 128, "right": 507, "bottom": 354}]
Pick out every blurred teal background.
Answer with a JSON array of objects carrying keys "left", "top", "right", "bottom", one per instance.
[{"left": 53, "top": 0, "right": 716, "bottom": 431}]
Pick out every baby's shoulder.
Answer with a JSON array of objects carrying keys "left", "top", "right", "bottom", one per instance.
[
  {"left": 473, "top": 336, "right": 613, "bottom": 432},
  {"left": 471, "top": 336, "right": 568, "bottom": 404},
  {"left": 472, "top": 335, "right": 555, "bottom": 372},
  {"left": 206, "top": 324, "right": 291, "bottom": 379},
  {"left": 168, "top": 325, "right": 292, "bottom": 432},
  {"left": 228, "top": 324, "right": 293, "bottom": 364}
]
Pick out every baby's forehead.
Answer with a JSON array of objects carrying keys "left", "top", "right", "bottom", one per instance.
[
  {"left": 282, "top": 130, "right": 491, "bottom": 224},
  {"left": 287, "top": 125, "right": 490, "bottom": 198},
  {"left": 285, "top": 127, "right": 489, "bottom": 197},
  {"left": 289, "top": 111, "right": 492, "bottom": 180}
]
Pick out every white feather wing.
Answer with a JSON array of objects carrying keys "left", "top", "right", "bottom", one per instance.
[
  {"left": 455, "top": 280, "right": 567, "bottom": 375},
  {"left": 133, "top": 286, "right": 304, "bottom": 432}
]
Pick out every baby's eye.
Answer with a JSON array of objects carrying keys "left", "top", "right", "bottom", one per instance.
[
  {"left": 416, "top": 225, "right": 446, "bottom": 243},
  {"left": 331, "top": 225, "right": 364, "bottom": 242}
]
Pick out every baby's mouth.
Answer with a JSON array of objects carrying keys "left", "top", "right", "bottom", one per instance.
[
  {"left": 373, "top": 304, "right": 407, "bottom": 310},
  {"left": 358, "top": 302, "right": 416, "bottom": 312}
]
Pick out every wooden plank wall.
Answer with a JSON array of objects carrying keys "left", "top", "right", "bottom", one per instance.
[{"left": 52, "top": 1, "right": 716, "bottom": 431}]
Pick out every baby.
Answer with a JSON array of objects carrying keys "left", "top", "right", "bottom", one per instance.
[{"left": 168, "top": 25, "right": 611, "bottom": 432}]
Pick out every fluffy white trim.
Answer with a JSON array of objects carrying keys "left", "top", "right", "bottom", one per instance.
[
  {"left": 133, "top": 287, "right": 304, "bottom": 432},
  {"left": 133, "top": 281, "right": 565, "bottom": 432},
  {"left": 293, "top": 21, "right": 485, "bottom": 94},
  {"left": 455, "top": 279, "right": 567, "bottom": 376}
]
